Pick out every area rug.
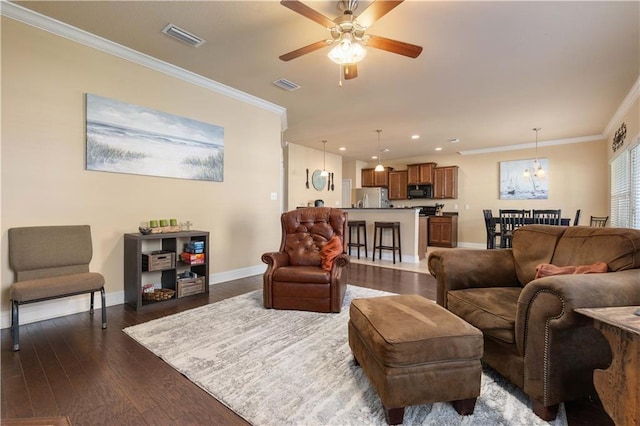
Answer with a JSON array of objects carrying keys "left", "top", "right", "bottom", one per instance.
[{"left": 123, "top": 286, "right": 568, "bottom": 425}]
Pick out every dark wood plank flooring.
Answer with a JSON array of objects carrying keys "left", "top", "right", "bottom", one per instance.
[{"left": 1, "top": 263, "right": 611, "bottom": 425}]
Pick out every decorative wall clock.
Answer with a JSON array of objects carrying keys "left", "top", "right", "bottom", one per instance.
[
  {"left": 612, "top": 122, "right": 626, "bottom": 152},
  {"left": 311, "top": 169, "right": 327, "bottom": 191}
]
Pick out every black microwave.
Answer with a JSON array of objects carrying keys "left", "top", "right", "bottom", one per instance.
[{"left": 407, "top": 185, "right": 432, "bottom": 199}]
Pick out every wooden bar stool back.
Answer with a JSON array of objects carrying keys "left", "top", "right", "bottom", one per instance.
[
  {"left": 347, "top": 220, "right": 367, "bottom": 259},
  {"left": 372, "top": 221, "right": 402, "bottom": 264}
]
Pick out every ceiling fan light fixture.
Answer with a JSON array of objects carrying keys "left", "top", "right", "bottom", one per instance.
[{"left": 328, "top": 34, "right": 367, "bottom": 64}]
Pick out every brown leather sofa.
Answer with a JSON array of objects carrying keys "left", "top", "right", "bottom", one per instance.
[
  {"left": 428, "top": 225, "right": 640, "bottom": 421},
  {"left": 262, "top": 207, "right": 350, "bottom": 313}
]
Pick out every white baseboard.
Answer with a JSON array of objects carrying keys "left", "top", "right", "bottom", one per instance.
[{"left": 0, "top": 264, "right": 268, "bottom": 330}]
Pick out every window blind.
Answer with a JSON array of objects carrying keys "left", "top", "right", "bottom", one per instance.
[
  {"left": 611, "top": 139, "right": 640, "bottom": 230},
  {"left": 610, "top": 150, "right": 629, "bottom": 228},
  {"left": 631, "top": 143, "right": 640, "bottom": 229}
]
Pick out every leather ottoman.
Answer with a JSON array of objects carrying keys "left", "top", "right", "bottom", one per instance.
[{"left": 348, "top": 294, "right": 483, "bottom": 425}]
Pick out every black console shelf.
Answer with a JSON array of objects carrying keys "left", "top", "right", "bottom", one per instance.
[{"left": 124, "top": 230, "right": 210, "bottom": 310}]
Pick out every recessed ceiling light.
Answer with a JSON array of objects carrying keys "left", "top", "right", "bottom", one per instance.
[
  {"left": 411, "top": 134, "right": 420, "bottom": 140},
  {"left": 449, "top": 138, "right": 460, "bottom": 144},
  {"left": 381, "top": 148, "right": 390, "bottom": 153},
  {"left": 435, "top": 147, "right": 443, "bottom": 151},
  {"left": 372, "top": 155, "right": 378, "bottom": 160},
  {"left": 339, "top": 147, "right": 346, "bottom": 151}
]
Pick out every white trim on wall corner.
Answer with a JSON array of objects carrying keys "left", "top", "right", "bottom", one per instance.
[
  {"left": 457, "top": 134, "right": 605, "bottom": 156},
  {"left": 604, "top": 75, "right": 640, "bottom": 137},
  {"left": 0, "top": 2, "right": 288, "bottom": 131}
]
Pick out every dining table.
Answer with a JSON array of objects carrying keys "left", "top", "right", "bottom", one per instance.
[{"left": 488, "top": 217, "right": 571, "bottom": 248}]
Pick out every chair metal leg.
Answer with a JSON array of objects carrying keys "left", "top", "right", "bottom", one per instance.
[
  {"left": 90, "top": 291, "right": 95, "bottom": 314},
  {"left": 100, "top": 287, "right": 107, "bottom": 329},
  {"left": 11, "top": 300, "right": 20, "bottom": 351}
]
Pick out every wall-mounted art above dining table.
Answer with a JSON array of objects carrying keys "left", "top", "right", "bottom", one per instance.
[{"left": 499, "top": 158, "right": 549, "bottom": 200}]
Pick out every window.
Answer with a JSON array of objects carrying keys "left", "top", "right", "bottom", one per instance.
[{"left": 611, "top": 138, "right": 640, "bottom": 229}]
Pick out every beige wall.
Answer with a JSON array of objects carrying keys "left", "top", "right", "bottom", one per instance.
[
  {"left": 1, "top": 18, "right": 284, "bottom": 325},
  {"left": 366, "top": 139, "right": 609, "bottom": 246},
  {"left": 285, "top": 143, "right": 342, "bottom": 210}
]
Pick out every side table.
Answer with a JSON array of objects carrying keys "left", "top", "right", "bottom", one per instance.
[{"left": 575, "top": 306, "right": 640, "bottom": 426}]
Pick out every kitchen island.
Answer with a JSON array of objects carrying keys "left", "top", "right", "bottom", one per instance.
[{"left": 343, "top": 208, "right": 427, "bottom": 263}]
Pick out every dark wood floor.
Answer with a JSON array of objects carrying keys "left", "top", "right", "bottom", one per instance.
[{"left": 1, "top": 263, "right": 611, "bottom": 425}]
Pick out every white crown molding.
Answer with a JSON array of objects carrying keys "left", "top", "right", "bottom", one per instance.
[
  {"left": 457, "top": 134, "right": 605, "bottom": 156},
  {"left": 1, "top": 1, "right": 288, "bottom": 131},
  {"left": 603, "top": 75, "right": 640, "bottom": 137}
]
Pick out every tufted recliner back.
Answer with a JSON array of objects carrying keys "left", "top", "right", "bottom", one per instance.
[{"left": 280, "top": 207, "right": 347, "bottom": 266}]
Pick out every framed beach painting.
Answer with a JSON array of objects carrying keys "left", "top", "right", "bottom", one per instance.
[
  {"left": 85, "top": 93, "right": 224, "bottom": 181},
  {"left": 499, "top": 158, "right": 548, "bottom": 200}
]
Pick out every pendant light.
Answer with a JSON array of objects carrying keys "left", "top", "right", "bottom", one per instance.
[
  {"left": 523, "top": 127, "right": 544, "bottom": 178},
  {"left": 321, "top": 140, "right": 329, "bottom": 177},
  {"left": 374, "top": 130, "right": 384, "bottom": 172}
]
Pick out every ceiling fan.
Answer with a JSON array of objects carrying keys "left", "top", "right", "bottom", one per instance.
[{"left": 279, "top": 0, "right": 423, "bottom": 80}]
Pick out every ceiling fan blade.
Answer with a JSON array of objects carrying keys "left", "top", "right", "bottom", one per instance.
[
  {"left": 280, "top": 0, "right": 336, "bottom": 28},
  {"left": 356, "top": 1, "right": 404, "bottom": 28},
  {"left": 367, "top": 35, "right": 423, "bottom": 58},
  {"left": 279, "top": 40, "right": 329, "bottom": 61},
  {"left": 344, "top": 63, "right": 358, "bottom": 80}
]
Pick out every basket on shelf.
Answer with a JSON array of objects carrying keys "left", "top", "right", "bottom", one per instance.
[{"left": 142, "top": 288, "right": 175, "bottom": 301}]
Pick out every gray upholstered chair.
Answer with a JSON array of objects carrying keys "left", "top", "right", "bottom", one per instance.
[{"left": 8, "top": 225, "right": 107, "bottom": 351}]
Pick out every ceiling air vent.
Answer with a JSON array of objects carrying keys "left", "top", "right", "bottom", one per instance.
[
  {"left": 273, "top": 78, "right": 301, "bottom": 92},
  {"left": 162, "top": 23, "right": 206, "bottom": 47}
]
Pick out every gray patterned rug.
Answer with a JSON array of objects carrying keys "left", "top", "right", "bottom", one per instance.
[{"left": 123, "top": 286, "right": 568, "bottom": 425}]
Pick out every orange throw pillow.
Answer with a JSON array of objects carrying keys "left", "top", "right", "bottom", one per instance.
[
  {"left": 321, "top": 236, "right": 343, "bottom": 271},
  {"left": 535, "top": 262, "right": 608, "bottom": 279}
]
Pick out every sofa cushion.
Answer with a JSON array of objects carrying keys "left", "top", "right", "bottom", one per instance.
[
  {"left": 447, "top": 287, "right": 521, "bottom": 344},
  {"left": 272, "top": 265, "right": 330, "bottom": 284},
  {"left": 551, "top": 227, "right": 640, "bottom": 271},
  {"left": 512, "top": 225, "right": 567, "bottom": 286}
]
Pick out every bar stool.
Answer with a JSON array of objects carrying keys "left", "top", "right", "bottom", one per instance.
[
  {"left": 347, "top": 220, "right": 368, "bottom": 259},
  {"left": 372, "top": 221, "right": 402, "bottom": 264}
]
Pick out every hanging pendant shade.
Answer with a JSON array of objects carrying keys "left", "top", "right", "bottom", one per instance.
[
  {"left": 321, "top": 140, "right": 329, "bottom": 177},
  {"left": 374, "top": 130, "right": 384, "bottom": 172}
]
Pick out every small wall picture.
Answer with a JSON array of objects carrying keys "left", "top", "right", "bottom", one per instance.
[
  {"left": 499, "top": 158, "right": 548, "bottom": 200},
  {"left": 86, "top": 93, "right": 224, "bottom": 181}
]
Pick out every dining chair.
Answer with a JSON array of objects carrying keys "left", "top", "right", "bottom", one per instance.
[
  {"left": 573, "top": 209, "right": 581, "bottom": 226},
  {"left": 482, "top": 209, "right": 501, "bottom": 249},
  {"left": 499, "top": 209, "right": 527, "bottom": 248},
  {"left": 532, "top": 209, "right": 562, "bottom": 225},
  {"left": 590, "top": 216, "right": 609, "bottom": 227}
]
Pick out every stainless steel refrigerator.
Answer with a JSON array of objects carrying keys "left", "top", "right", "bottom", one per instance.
[{"left": 355, "top": 187, "right": 390, "bottom": 208}]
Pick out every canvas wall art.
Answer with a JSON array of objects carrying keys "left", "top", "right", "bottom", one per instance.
[
  {"left": 86, "top": 93, "right": 224, "bottom": 181},
  {"left": 499, "top": 158, "right": 549, "bottom": 200}
]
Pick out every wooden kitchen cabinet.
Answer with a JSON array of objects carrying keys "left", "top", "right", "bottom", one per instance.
[
  {"left": 362, "top": 167, "right": 393, "bottom": 187},
  {"left": 388, "top": 170, "right": 408, "bottom": 200},
  {"left": 433, "top": 166, "right": 458, "bottom": 199},
  {"left": 407, "top": 162, "right": 436, "bottom": 185},
  {"left": 428, "top": 215, "right": 458, "bottom": 247}
]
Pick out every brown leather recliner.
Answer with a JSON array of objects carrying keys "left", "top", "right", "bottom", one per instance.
[
  {"left": 428, "top": 225, "right": 640, "bottom": 421},
  {"left": 262, "top": 207, "right": 350, "bottom": 313}
]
